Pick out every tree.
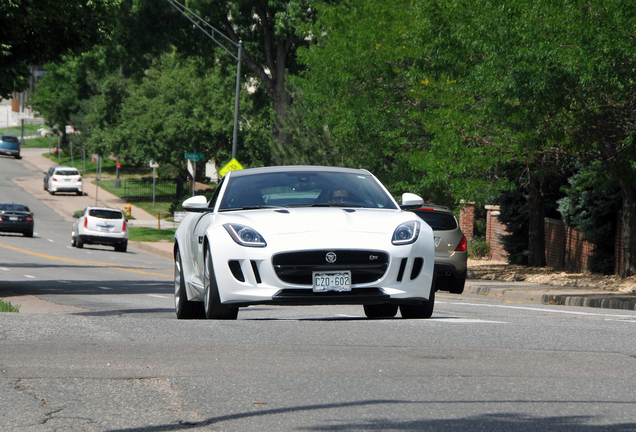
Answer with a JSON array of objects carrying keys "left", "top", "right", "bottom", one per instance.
[
  {"left": 558, "top": 163, "right": 622, "bottom": 274},
  {"left": 293, "top": 0, "right": 487, "bottom": 205},
  {"left": 0, "top": 0, "right": 115, "bottom": 98},
  {"left": 29, "top": 58, "right": 95, "bottom": 147},
  {"left": 108, "top": 0, "right": 316, "bottom": 157},
  {"left": 86, "top": 54, "right": 270, "bottom": 183}
]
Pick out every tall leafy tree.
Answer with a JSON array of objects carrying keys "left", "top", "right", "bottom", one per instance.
[
  {"left": 293, "top": 0, "right": 484, "bottom": 205},
  {"left": 0, "top": 0, "right": 115, "bottom": 98},
  {"left": 29, "top": 58, "right": 96, "bottom": 146},
  {"left": 107, "top": 0, "right": 316, "bottom": 156}
]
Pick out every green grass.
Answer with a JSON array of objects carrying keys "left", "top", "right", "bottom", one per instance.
[
  {"left": 0, "top": 299, "right": 19, "bottom": 312},
  {"left": 129, "top": 227, "right": 176, "bottom": 242},
  {"left": 97, "top": 179, "right": 176, "bottom": 219}
]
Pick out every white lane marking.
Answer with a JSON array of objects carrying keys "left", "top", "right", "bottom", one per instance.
[
  {"left": 436, "top": 318, "right": 506, "bottom": 324},
  {"left": 438, "top": 301, "right": 636, "bottom": 319},
  {"left": 148, "top": 295, "right": 168, "bottom": 299},
  {"left": 334, "top": 314, "right": 505, "bottom": 323},
  {"left": 24, "top": 275, "right": 35, "bottom": 279},
  {"left": 48, "top": 239, "right": 54, "bottom": 242},
  {"left": 0, "top": 267, "right": 9, "bottom": 271},
  {"left": 97, "top": 286, "right": 113, "bottom": 290}
]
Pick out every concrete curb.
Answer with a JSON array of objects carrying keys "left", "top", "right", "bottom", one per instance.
[{"left": 464, "top": 281, "right": 636, "bottom": 311}]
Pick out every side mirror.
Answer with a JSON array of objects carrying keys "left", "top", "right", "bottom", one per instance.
[
  {"left": 182, "top": 195, "right": 210, "bottom": 212},
  {"left": 400, "top": 193, "right": 424, "bottom": 210}
]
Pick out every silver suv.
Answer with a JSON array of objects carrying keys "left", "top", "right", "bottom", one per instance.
[{"left": 411, "top": 205, "right": 467, "bottom": 294}]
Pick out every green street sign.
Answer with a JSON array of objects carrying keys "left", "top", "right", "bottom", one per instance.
[{"left": 185, "top": 152, "right": 205, "bottom": 161}]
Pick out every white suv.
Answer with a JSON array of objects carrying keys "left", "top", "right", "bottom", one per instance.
[
  {"left": 71, "top": 206, "right": 128, "bottom": 252},
  {"left": 44, "top": 166, "right": 83, "bottom": 195}
]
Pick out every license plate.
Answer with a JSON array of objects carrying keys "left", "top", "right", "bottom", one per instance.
[
  {"left": 100, "top": 227, "right": 111, "bottom": 232},
  {"left": 9, "top": 216, "right": 18, "bottom": 221},
  {"left": 313, "top": 271, "right": 351, "bottom": 292}
]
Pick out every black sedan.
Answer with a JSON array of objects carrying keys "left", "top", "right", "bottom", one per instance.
[{"left": 0, "top": 202, "right": 34, "bottom": 237}]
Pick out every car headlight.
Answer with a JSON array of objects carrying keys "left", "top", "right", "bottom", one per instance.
[
  {"left": 392, "top": 220, "right": 420, "bottom": 245},
  {"left": 223, "top": 223, "right": 267, "bottom": 247}
]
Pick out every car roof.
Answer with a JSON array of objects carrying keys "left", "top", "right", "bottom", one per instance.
[
  {"left": 84, "top": 206, "right": 123, "bottom": 212},
  {"left": 53, "top": 165, "right": 79, "bottom": 170},
  {"left": 227, "top": 165, "right": 373, "bottom": 178},
  {"left": 0, "top": 201, "right": 29, "bottom": 206}
]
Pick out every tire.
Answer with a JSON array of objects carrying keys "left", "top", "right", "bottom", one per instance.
[
  {"left": 448, "top": 277, "right": 465, "bottom": 294},
  {"left": 400, "top": 288, "right": 435, "bottom": 319},
  {"left": 115, "top": 241, "right": 127, "bottom": 252},
  {"left": 76, "top": 191, "right": 83, "bottom": 196},
  {"left": 204, "top": 249, "right": 238, "bottom": 320},
  {"left": 71, "top": 237, "right": 76, "bottom": 247},
  {"left": 76, "top": 237, "right": 84, "bottom": 248},
  {"left": 23, "top": 230, "right": 33, "bottom": 238},
  {"left": 363, "top": 303, "right": 398, "bottom": 319},
  {"left": 174, "top": 248, "right": 204, "bottom": 319}
]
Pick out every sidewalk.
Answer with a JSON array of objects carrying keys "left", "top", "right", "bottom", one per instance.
[{"left": 15, "top": 148, "right": 176, "bottom": 260}]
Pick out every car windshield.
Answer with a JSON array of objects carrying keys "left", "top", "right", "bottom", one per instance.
[
  {"left": 89, "top": 209, "right": 123, "bottom": 219},
  {"left": 0, "top": 142, "right": 19, "bottom": 150},
  {"left": 0, "top": 203, "right": 29, "bottom": 212},
  {"left": 0, "top": 136, "right": 19, "bottom": 143},
  {"left": 219, "top": 170, "right": 398, "bottom": 211},
  {"left": 55, "top": 170, "right": 80, "bottom": 176},
  {"left": 414, "top": 211, "right": 458, "bottom": 230}
]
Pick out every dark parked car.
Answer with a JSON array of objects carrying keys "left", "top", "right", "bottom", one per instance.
[
  {"left": 0, "top": 202, "right": 34, "bottom": 237},
  {"left": 0, "top": 135, "right": 21, "bottom": 159},
  {"left": 410, "top": 204, "right": 467, "bottom": 294}
]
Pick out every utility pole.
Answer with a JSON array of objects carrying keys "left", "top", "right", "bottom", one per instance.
[{"left": 166, "top": 0, "right": 243, "bottom": 160}]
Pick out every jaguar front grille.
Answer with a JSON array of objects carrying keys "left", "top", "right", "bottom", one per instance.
[{"left": 272, "top": 250, "right": 389, "bottom": 285}]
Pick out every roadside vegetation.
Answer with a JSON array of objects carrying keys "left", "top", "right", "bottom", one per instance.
[
  {"left": 9, "top": 0, "right": 636, "bottom": 277},
  {"left": 128, "top": 227, "right": 176, "bottom": 242},
  {"left": 0, "top": 299, "right": 19, "bottom": 313}
]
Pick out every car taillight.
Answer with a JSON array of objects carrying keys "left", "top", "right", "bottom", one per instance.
[
  {"left": 26, "top": 215, "right": 33, "bottom": 222},
  {"left": 455, "top": 235, "right": 467, "bottom": 252},
  {"left": 122, "top": 219, "right": 126, "bottom": 231},
  {"left": 84, "top": 217, "right": 88, "bottom": 228},
  {"left": 52, "top": 177, "right": 58, "bottom": 182}
]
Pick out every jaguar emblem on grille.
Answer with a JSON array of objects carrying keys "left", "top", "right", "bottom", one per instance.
[{"left": 325, "top": 252, "right": 337, "bottom": 263}]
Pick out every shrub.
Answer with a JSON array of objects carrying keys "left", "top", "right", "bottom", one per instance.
[{"left": 468, "top": 236, "right": 491, "bottom": 259}]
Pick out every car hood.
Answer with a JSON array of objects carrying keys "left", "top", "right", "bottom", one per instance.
[{"left": 218, "top": 207, "right": 414, "bottom": 235}]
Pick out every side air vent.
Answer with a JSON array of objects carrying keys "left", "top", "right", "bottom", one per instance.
[
  {"left": 228, "top": 260, "right": 245, "bottom": 282},
  {"left": 396, "top": 258, "right": 408, "bottom": 282},
  {"left": 410, "top": 257, "right": 424, "bottom": 280},
  {"left": 251, "top": 260, "right": 262, "bottom": 284}
]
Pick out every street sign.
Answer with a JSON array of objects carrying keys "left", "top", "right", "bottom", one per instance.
[
  {"left": 149, "top": 159, "right": 159, "bottom": 168},
  {"left": 218, "top": 158, "right": 244, "bottom": 177},
  {"left": 185, "top": 152, "right": 205, "bottom": 161}
]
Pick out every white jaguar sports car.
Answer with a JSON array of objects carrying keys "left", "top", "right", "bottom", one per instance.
[{"left": 173, "top": 166, "right": 435, "bottom": 320}]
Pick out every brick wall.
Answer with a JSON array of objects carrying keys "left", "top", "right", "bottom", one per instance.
[
  {"left": 544, "top": 217, "right": 594, "bottom": 273},
  {"left": 544, "top": 218, "right": 565, "bottom": 268},
  {"left": 459, "top": 202, "right": 474, "bottom": 240},
  {"left": 615, "top": 212, "right": 624, "bottom": 275},
  {"left": 485, "top": 205, "right": 508, "bottom": 261},
  {"left": 460, "top": 205, "right": 623, "bottom": 274}
]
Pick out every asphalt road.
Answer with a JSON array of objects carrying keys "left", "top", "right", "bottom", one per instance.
[{"left": 2, "top": 154, "right": 636, "bottom": 431}]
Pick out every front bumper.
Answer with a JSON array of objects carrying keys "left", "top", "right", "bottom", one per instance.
[{"left": 188, "top": 227, "right": 436, "bottom": 307}]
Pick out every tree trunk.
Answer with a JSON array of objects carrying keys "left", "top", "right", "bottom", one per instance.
[
  {"left": 619, "top": 180, "right": 636, "bottom": 277},
  {"left": 527, "top": 174, "right": 546, "bottom": 267}
]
